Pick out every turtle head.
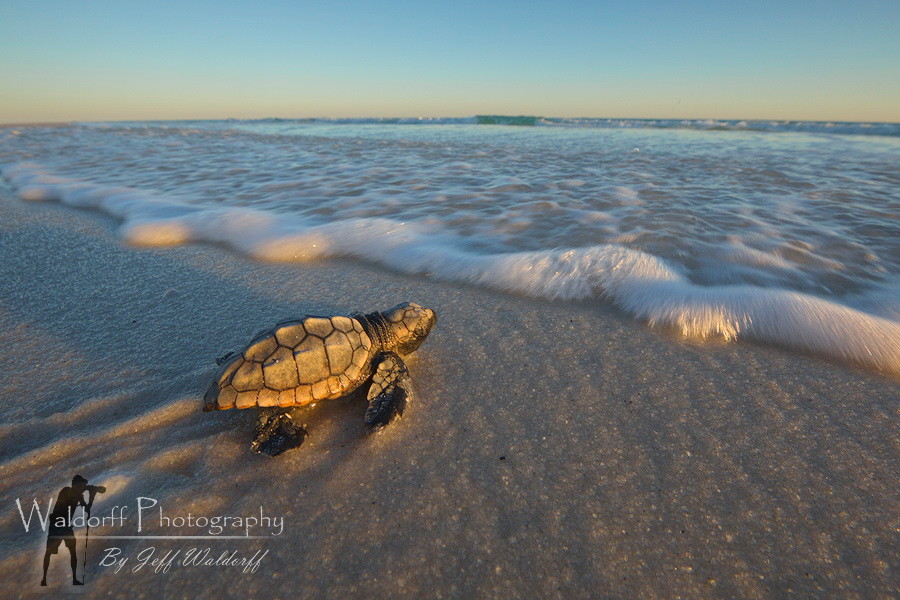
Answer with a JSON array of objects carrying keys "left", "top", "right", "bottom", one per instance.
[{"left": 382, "top": 302, "right": 437, "bottom": 355}]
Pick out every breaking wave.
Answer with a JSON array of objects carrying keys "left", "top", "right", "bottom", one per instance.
[{"left": 4, "top": 162, "right": 898, "bottom": 376}]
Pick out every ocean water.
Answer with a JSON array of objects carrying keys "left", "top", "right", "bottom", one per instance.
[{"left": 1, "top": 119, "right": 898, "bottom": 374}]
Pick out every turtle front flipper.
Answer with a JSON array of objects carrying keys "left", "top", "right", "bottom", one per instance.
[
  {"left": 365, "top": 352, "right": 412, "bottom": 432},
  {"left": 251, "top": 409, "right": 308, "bottom": 456}
]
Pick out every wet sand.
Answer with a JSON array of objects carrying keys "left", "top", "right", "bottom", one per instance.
[{"left": 0, "top": 186, "right": 896, "bottom": 599}]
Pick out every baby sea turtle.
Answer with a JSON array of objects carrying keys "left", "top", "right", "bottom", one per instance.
[{"left": 203, "top": 302, "right": 437, "bottom": 456}]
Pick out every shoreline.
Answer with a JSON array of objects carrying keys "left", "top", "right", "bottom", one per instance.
[{"left": 0, "top": 187, "right": 896, "bottom": 599}]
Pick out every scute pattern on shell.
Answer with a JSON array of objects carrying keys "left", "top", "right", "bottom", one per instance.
[{"left": 211, "top": 315, "right": 373, "bottom": 409}]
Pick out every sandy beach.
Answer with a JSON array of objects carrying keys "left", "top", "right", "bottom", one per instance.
[{"left": 0, "top": 184, "right": 896, "bottom": 599}]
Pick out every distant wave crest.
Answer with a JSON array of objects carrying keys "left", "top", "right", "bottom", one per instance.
[
  {"left": 82, "top": 116, "right": 900, "bottom": 137},
  {"left": 3, "top": 162, "right": 898, "bottom": 376}
]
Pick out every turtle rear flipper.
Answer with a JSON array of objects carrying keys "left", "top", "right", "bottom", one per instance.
[
  {"left": 365, "top": 352, "right": 411, "bottom": 432},
  {"left": 215, "top": 351, "right": 235, "bottom": 366},
  {"left": 251, "top": 410, "right": 308, "bottom": 456}
]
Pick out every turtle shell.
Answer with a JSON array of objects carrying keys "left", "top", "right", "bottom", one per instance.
[{"left": 207, "top": 315, "right": 375, "bottom": 410}]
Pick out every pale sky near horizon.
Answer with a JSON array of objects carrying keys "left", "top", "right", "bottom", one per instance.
[{"left": 1, "top": 0, "right": 898, "bottom": 123}]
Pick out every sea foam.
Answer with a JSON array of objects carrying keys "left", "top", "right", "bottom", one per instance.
[{"left": 3, "top": 162, "right": 898, "bottom": 376}]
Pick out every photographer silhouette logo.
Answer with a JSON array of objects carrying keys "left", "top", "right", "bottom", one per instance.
[{"left": 38, "top": 474, "right": 105, "bottom": 586}]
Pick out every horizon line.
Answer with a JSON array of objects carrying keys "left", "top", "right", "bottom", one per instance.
[{"left": 3, "top": 115, "right": 899, "bottom": 127}]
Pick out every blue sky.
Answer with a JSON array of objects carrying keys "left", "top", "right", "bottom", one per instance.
[{"left": 1, "top": 0, "right": 898, "bottom": 122}]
